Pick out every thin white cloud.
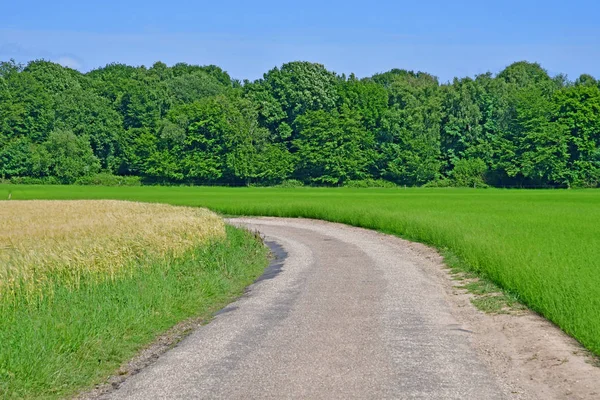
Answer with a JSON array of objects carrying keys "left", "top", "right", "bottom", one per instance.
[{"left": 55, "top": 56, "right": 83, "bottom": 70}]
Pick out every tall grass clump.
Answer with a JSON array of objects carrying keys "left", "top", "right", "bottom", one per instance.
[{"left": 0, "top": 200, "right": 268, "bottom": 399}]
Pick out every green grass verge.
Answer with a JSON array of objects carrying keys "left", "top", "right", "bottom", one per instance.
[
  {"left": 3, "top": 185, "right": 599, "bottom": 359},
  {"left": 0, "top": 225, "right": 269, "bottom": 399}
]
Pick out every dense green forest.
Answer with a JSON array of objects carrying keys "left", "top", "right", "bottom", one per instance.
[{"left": 1, "top": 59, "right": 599, "bottom": 187}]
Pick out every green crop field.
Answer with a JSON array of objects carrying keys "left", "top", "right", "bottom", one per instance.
[{"left": 4, "top": 185, "right": 600, "bottom": 359}]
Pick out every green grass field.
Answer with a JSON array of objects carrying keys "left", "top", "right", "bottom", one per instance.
[{"left": 3, "top": 185, "right": 600, "bottom": 360}]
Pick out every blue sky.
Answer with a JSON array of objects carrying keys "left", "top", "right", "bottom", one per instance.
[{"left": 1, "top": 0, "right": 598, "bottom": 82}]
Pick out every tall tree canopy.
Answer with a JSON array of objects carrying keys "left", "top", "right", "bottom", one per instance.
[{"left": 1, "top": 59, "right": 599, "bottom": 187}]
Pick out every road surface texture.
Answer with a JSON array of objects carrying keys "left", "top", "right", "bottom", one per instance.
[{"left": 102, "top": 218, "right": 600, "bottom": 400}]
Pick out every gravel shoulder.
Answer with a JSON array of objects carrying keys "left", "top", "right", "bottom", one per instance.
[{"left": 95, "top": 218, "right": 600, "bottom": 400}]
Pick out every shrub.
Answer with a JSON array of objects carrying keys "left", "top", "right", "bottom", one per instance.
[
  {"left": 74, "top": 173, "right": 142, "bottom": 186},
  {"left": 10, "top": 176, "right": 61, "bottom": 185},
  {"left": 276, "top": 179, "right": 305, "bottom": 188},
  {"left": 422, "top": 178, "right": 454, "bottom": 188},
  {"left": 451, "top": 158, "right": 488, "bottom": 188},
  {"left": 344, "top": 179, "right": 398, "bottom": 188}
]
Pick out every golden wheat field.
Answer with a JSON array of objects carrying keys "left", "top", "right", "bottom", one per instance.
[{"left": 0, "top": 200, "right": 225, "bottom": 299}]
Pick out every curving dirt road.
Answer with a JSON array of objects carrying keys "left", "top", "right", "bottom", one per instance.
[{"left": 103, "top": 218, "right": 600, "bottom": 400}]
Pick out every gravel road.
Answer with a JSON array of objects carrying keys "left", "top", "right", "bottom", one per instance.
[{"left": 102, "top": 218, "right": 599, "bottom": 400}]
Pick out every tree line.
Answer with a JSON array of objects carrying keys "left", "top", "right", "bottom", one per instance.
[{"left": 1, "top": 59, "right": 599, "bottom": 187}]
